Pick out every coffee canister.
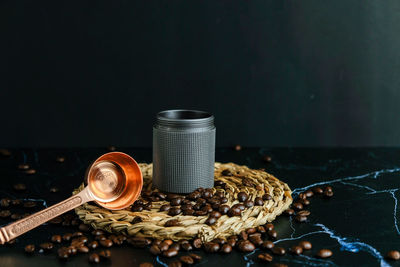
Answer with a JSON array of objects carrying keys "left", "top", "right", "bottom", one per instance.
[{"left": 153, "top": 110, "right": 216, "bottom": 193}]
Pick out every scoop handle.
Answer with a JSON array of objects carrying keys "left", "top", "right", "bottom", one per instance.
[{"left": 0, "top": 187, "right": 93, "bottom": 244}]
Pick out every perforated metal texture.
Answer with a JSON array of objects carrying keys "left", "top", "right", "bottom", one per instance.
[{"left": 153, "top": 127, "right": 215, "bottom": 193}]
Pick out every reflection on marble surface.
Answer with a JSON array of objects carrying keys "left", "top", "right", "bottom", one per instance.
[{"left": 0, "top": 148, "right": 400, "bottom": 266}]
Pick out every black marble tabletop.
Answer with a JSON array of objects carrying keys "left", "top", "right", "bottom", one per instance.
[{"left": 0, "top": 148, "right": 399, "bottom": 267}]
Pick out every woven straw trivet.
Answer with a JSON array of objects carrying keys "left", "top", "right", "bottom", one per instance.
[{"left": 73, "top": 162, "right": 292, "bottom": 243}]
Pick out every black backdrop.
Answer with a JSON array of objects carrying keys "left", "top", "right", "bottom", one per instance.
[{"left": 1, "top": 1, "right": 400, "bottom": 147}]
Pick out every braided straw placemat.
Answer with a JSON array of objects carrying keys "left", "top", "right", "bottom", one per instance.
[{"left": 73, "top": 162, "right": 292, "bottom": 243}]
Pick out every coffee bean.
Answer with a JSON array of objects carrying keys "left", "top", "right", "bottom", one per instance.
[
  {"left": 99, "top": 249, "right": 111, "bottom": 258},
  {"left": 57, "top": 247, "right": 69, "bottom": 259},
  {"left": 18, "top": 164, "right": 30, "bottom": 170},
  {"left": 386, "top": 250, "right": 400, "bottom": 260},
  {"left": 220, "top": 197, "right": 228, "bottom": 204},
  {"left": 149, "top": 245, "right": 161, "bottom": 255},
  {"left": 55, "top": 156, "right": 65, "bottom": 163},
  {"left": 100, "top": 239, "right": 113, "bottom": 247},
  {"left": 163, "top": 248, "right": 178, "bottom": 257},
  {"left": 219, "top": 205, "right": 230, "bottom": 214},
  {"left": 324, "top": 186, "right": 333, "bottom": 192},
  {"left": 297, "top": 210, "right": 311, "bottom": 216},
  {"left": 187, "top": 191, "right": 201, "bottom": 200},
  {"left": 87, "top": 241, "right": 98, "bottom": 250},
  {"left": 204, "top": 242, "right": 220, "bottom": 253},
  {"left": 300, "top": 198, "right": 311, "bottom": 206},
  {"left": 49, "top": 187, "right": 59, "bottom": 193},
  {"left": 239, "top": 231, "right": 248, "bottom": 240},
  {"left": 316, "top": 249, "right": 333, "bottom": 258},
  {"left": 298, "top": 240, "right": 312, "bottom": 250},
  {"left": 165, "top": 219, "right": 181, "bottom": 227},
  {"left": 181, "top": 242, "right": 193, "bottom": 251},
  {"left": 228, "top": 207, "right": 241, "bottom": 217},
  {"left": 234, "top": 145, "right": 242, "bottom": 151},
  {"left": 170, "top": 243, "right": 180, "bottom": 251},
  {"left": 78, "top": 246, "right": 89, "bottom": 253},
  {"left": 11, "top": 213, "right": 22, "bottom": 220},
  {"left": 89, "top": 253, "right": 100, "bottom": 263},
  {"left": 168, "top": 261, "right": 182, "bottom": 267},
  {"left": 312, "top": 187, "right": 323, "bottom": 194},
  {"left": 0, "top": 210, "right": 11, "bottom": 218},
  {"left": 247, "top": 228, "right": 257, "bottom": 235},
  {"left": 0, "top": 149, "right": 11, "bottom": 157},
  {"left": 192, "top": 238, "right": 202, "bottom": 249},
  {"left": 132, "top": 205, "right": 144, "bottom": 212},
  {"left": 179, "top": 255, "right": 194, "bottom": 264},
  {"left": 13, "top": 183, "right": 26, "bottom": 191},
  {"left": 127, "top": 237, "right": 151, "bottom": 248},
  {"left": 271, "top": 247, "right": 286, "bottom": 255},
  {"left": 227, "top": 238, "right": 236, "bottom": 247},
  {"left": 262, "top": 194, "right": 272, "bottom": 201},
  {"left": 258, "top": 252, "right": 273, "bottom": 262},
  {"left": 183, "top": 209, "right": 195, "bottom": 215},
  {"left": 237, "top": 192, "right": 248, "bottom": 202},
  {"left": 164, "top": 239, "right": 173, "bottom": 246},
  {"left": 25, "top": 169, "right": 36, "bottom": 175},
  {"left": 221, "top": 169, "right": 233, "bottom": 176},
  {"left": 304, "top": 190, "right": 314, "bottom": 198},
  {"left": 292, "top": 202, "right": 303, "bottom": 210},
  {"left": 205, "top": 216, "right": 217, "bottom": 225},
  {"left": 290, "top": 245, "right": 303, "bottom": 255},
  {"left": 209, "top": 211, "right": 222, "bottom": 218},
  {"left": 159, "top": 242, "right": 169, "bottom": 252},
  {"left": 79, "top": 223, "right": 90, "bottom": 232},
  {"left": 202, "top": 205, "right": 213, "bottom": 213},
  {"left": 23, "top": 201, "right": 36, "bottom": 208},
  {"left": 170, "top": 197, "right": 182, "bottom": 206},
  {"left": 324, "top": 190, "right": 334, "bottom": 198},
  {"left": 168, "top": 208, "right": 181, "bottom": 216},
  {"left": 195, "top": 210, "right": 208, "bottom": 216},
  {"left": 237, "top": 240, "right": 256, "bottom": 252},
  {"left": 39, "top": 242, "right": 54, "bottom": 251},
  {"left": 244, "top": 200, "right": 254, "bottom": 208},
  {"left": 295, "top": 215, "right": 307, "bottom": 222},
  {"left": 68, "top": 246, "right": 78, "bottom": 255},
  {"left": 268, "top": 230, "right": 277, "bottom": 239},
  {"left": 254, "top": 197, "right": 264, "bottom": 206},
  {"left": 24, "top": 244, "right": 35, "bottom": 253},
  {"left": 257, "top": 225, "right": 266, "bottom": 233},
  {"left": 220, "top": 244, "right": 232, "bottom": 254},
  {"left": 265, "top": 223, "right": 274, "bottom": 231},
  {"left": 181, "top": 204, "right": 193, "bottom": 211},
  {"left": 139, "top": 263, "right": 154, "bottom": 267},
  {"left": 62, "top": 233, "right": 72, "bottom": 241},
  {"left": 51, "top": 235, "right": 62, "bottom": 243},
  {"left": 72, "top": 231, "right": 83, "bottom": 237},
  {"left": 262, "top": 240, "right": 274, "bottom": 250},
  {"left": 189, "top": 253, "right": 202, "bottom": 262},
  {"left": 91, "top": 229, "right": 104, "bottom": 236},
  {"left": 249, "top": 235, "right": 263, "bottom": 246}
]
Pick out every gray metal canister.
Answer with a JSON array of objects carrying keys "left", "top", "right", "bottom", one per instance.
[{"left": 153, "top": 110, "right": 216, "bottom": 193}]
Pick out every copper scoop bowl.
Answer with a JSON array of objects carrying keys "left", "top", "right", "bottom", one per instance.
[{"left": 0, "top": 152, "right": 143, "bottom": 244}]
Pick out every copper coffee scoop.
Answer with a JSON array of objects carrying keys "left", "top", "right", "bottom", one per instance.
[{"left": 0, "top": 152, "right": 143, "bottom": 244}]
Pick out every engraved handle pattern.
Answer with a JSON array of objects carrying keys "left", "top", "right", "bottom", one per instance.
[{"left": 0, "top": 188, "right": 92, "bottom": 244}]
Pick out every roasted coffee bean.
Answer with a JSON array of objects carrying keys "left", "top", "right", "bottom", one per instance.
[
  {"left": 243, "top": 199, "right": 254, "bottom": 208},
  {"left": 268, "top": 230, "right": 277, "bottom": 239},
  {"left": 205, "top": 216, "right": 217, "bottom": 225},
  {"left": 258, "top": 252, "right": 273, "bottom": 262},
  {"left": 149, "top": 245, "right": 161, "bottom": 255},
  {"left": 196, "top": 198, "right": 206, "bottom": 205},
  {"left": 234, "top": 145, "right": 242, "bottom": 151},
  {"left": 257, "top": 225, "right": 266, "bottom": 233},
  {"left": 201, "top": 205, "right": 213, "bottom": 213},
  {"left": 56, "top": 156, "right": 65, "bottom": 163},
  {"left": 168, "top": 208, "right": 181, "bottom": 216},
  {"left": 192, "top": 238, "right": 202, "bottom": 249},
  {"left": 88, "top": 241, "right": 98, "bottom": 249},
  {"left": 295, "top": 215, "right": 307, "bottom": 222},
  {"left": 239, "top": 230, "right": 248, "bottom": 240},
  {"left": 23, "top": 201, "right": 36, "bottom": 208},
  {"left": 262, "top": 194, "right": 272, "bottom": 201},
  {"left": 11, "top": 199, "right": 22, "bottom": 206},
  {"left": 164, "top": 239, "right": 173, "bottom": 246},
  {"left": 11, "top": 213, "right": 22, "bottom": 220},
  {"left": 300, "top": 198, "right": 310, "bottom": 206},
  {"left": 297, "top": 210, "right": 311, "bottom": 216},
  {"left": 221, "top": 169, "right": 233, "bottom": 176},
  {"left": 170, "top": 243, "right": 180, "bottom": 251},
  {"left": 312, "top": 187, "right": 324, "bottom": 194},
  {"left": 165, "top": 219, "right": 181, "bottom": 227},
  {"left": 292, "top": 202, "right": 303, "bottom": 210},
  {"left": 193, "top": 203, "right": 202, "bottom": 211},
  {"left": 271, "top": 247, "right": 286, "bottom": 255},
  {"left": 304, "top": 190, "right": 314, "bottom": 198},
  {"left": 18, "top": 163, "right": 30, "bottom": 170},
  {"left": 298, "top": 193, "right": 307, "bottom": 200},
  {"left": 254, "top": 197, "right": 264, "bottom": 206},
  {"left": 170, "top": 197, "right": 182, "bottom": 206},
  {"left": 204, "top": 242, "right": 220, "bottom": 253},
  {"left": 324, "top": 190, "right": 334, "bottom": 198},
  {"left": 181, "top": 242, "right": 193, "bottom": 251},
  {"left": 40, "top": 242, "right": 54, "bottom": 251},
  {"left": 73, "top": 236, "right": 88, "bottom": 245},
  {"left": 227, "top": 238, "right": 236, "bottom": 247},
  {"left": 24, "top": 244, "right": 35, "bottom": 253},
  {"left": 0, "top": 198, "right": 10, "bottom": 207},
  {"left": 159, "top": 242, "right": 170, "bottom": 252},
  {"left": 386, "top": 250, "right": 400, "bottom": 260},
  {"left": 48, "top": 216, "right": 62, "bottom": 224},
  {"left": 25, "top": 169, "right": 36, "bottom": 175},
  {"left": 249, "top": 235, "right": 263, "bottom": 246},
  {"left": 214, "top": 180, "right": 225, "bottom": 187},
  {"left": 215, "top": 191, "right": 225, "bottom": 198},
  {"left": 91, "top": 229, "right": 104, "bottom": 236},
  {"left": 163, "top": 248, "right": 178, "bottom": 257},
  {"left": 262, "top": 240, "right": 274, "bottom": 250},
  {"left": 100, "top": 239, "right": 113, "bottom": 247},
  {"left": 89, "top": 253, "right": 100, "bottom": 263},
  {"left": 209, "top": 211, "right": 222, "bottom": 218},
  {"left": 57, "top": 247, "right": 69, "bottom": 259},
  {"left": 299, "top": 240, "right": 312, "bottom": 250},
  {"left": 180, "top": 255, "right": 194, "bottom": 264},
  {"left": 49, "top": 187, "right": 59, "bottom": 193},
  {"left": 194, "top": 210, "right": 208, "bottom": 216},
  {"left": 324, "top": 186, "right": 333, "bottom": 192},
  {"left": 247, "top": 228, "right": 257, "bottom": 234},
  {"left": 72, "top": 231, "right": 83, "bottom": 237},
  {"left": 68, "top": 246, "right": 78, "bottom": 255},
  {"left": 187, "top": 191, "right": 201, "bottom": 200},
  {"left": 228, "top": 207, "right": 242, "bottom": 217},
  {"left": 13, "top": 183, "right": 26, "bottom": 191},
  {"left": 189, "top": 253, "right": 202, "bottom": 262},
  {"left": 237, "top": 192, "right": 248, "bottom": 202},
  {"left": 139, "top": 263, "right": 154, "bottom": 267},
  {"left": 220, "top": 197, "right": 228, "bottom": 204},
  {"left": 219, "top": 205, "right": 230, "bottom": 214},
  {"left": 99, "top": 249, "right": 111, "bottom": 258},
  {"left": 202, "top": 190, "right": 213, "bottom": 199},
  {"left": 237, "top": 240, "right": 256, "bottom": 252},
  {"left": 63, "top": 233, "right": 72, "bottom": 241},
  {"left": 181, "top": 204, "right": 193, "bottom": 210},
  {"left": 264, "top": 223, "right": 274, "bottom": 231},
  {"left": 132, "top": 205, "right": 144, "bottom": 212},
  {"left": 212, "top": 202, "right": 221, "bottom": 210},
  {"left": 316, "top": 249, "right": 333, "bottom": 258},
  {"left": 220, "top": 244, "right": 232, "bottom": 254},
  {"left": 168, "top": 261, "right": 182, "bottom": 267},
  {"left": 51, "top": 235, "right": 62, "bottom": 243},
  {"left": 290, "top": 245, "right": 303, "bottom": 255},
  {"left": 78, "top": 246, "right": 89, "bottom": 253},
  {"left": 128, "top": 237, "right": 151, "bottom": 248},
  {"left": 183, "top": 209, "right": 195, "bottom": 215},
  {"left": 79, "top": 223, "right": 90, "bottom": 232},
  {"left": 0, "top": 210, "right": 11, "bottom": 218}
]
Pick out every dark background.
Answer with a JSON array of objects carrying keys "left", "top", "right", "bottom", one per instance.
[{"left": 1, "top": 0, "right": 399, "bottom": 147}]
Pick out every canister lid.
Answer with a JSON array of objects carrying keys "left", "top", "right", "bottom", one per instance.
[{"left": 155, "top": 109, "right": 214, "bottom": 129}]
